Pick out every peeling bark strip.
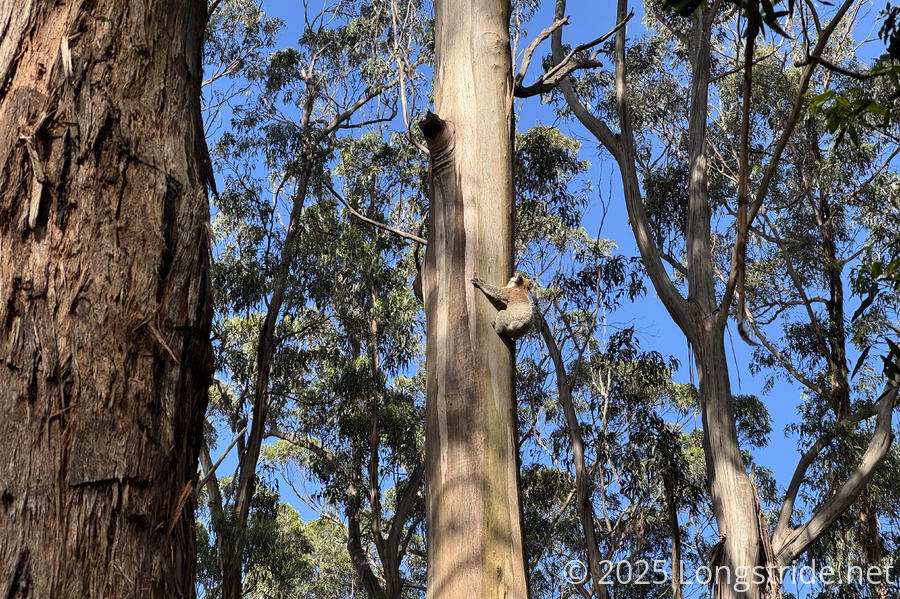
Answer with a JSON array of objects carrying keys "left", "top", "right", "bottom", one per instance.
[
  {"left": 419, "top": 2, "right": 527, "bottom": 596},
  {"left": 0, "top": 2, "right": 212, "bottom": 598}
]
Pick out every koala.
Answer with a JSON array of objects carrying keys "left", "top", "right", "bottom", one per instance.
[{"left": 471, "top": 272, "right": 535, "bottom": 341}]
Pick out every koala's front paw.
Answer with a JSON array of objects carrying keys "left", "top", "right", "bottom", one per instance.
[{"left": 471, "top": 277, "right": 483, "bottom": 287}]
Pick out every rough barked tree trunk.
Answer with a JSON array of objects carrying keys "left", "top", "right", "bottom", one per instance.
[
  {"left": 0, "top": 2, "right": 212, "bottom": 597},
  {"left": 419, "top": 1, "right": 527, "bottom": 597}
]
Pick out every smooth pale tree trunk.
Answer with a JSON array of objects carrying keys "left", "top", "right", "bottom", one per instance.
[
  {"left": 0, "top": 2, "right": 212, "bottom": 597},
  {"left": 683, "top": 13, "right": 761, "bottom": 595},
  {"left": 691, "top": 322, "right": 761, "bottom": 598},
  {"left": 419, "top": 1, "right": 527, "bottom": 597}
]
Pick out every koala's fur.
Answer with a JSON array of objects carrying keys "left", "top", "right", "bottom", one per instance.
[{"left": 471, "top": 272, "right": 535, "bottom": 341}]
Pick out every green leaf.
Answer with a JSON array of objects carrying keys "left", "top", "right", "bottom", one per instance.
[
  {"left": 851, "top": 289, "right": 876, "bottom": 322},
  {"left": 851, "top": 345, "right": 871, "bottom": 380}
]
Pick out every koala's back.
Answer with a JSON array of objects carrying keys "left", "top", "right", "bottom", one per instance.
[{"left": 494, "top": 302, "right": 533, "bottom": 339}]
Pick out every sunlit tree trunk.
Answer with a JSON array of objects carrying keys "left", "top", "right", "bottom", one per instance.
[
  {"left": 0, "top": 2, "right": 212, "bottom": 597},
  {"left": 419, "top": 1, "right": 527, "bottom": 597}
]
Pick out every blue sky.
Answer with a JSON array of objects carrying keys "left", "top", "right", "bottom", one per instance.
[{"left": 202, "top": 1, "right": 897, "bottom": 595}]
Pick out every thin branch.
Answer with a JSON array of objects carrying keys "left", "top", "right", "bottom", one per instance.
[
  {"left": 198, "top": 442, "right": 226, "bottom": 522},
  {"left": 538, "top": 314, "right": 610, "bottom": 599},
  {"left": 266, "top": 428, "right": 344, "bottom": 472},
  {"left": 747, "top": 0, "right": 855, "bottom": 227},
  {"left": 744, "top": 309, "right": 826, "bottom": 396},
  {"left": 722, "top": 0, "right": 857, "bottom": 324},
  {"left": 842, "top": 146, "right": 900, "bottom": 207},
  {"left": 515, "top": 17, "right": 569, "bottom": 86},
  {"left": 197, "top": 426, "right": 247, "bottom": 491},
  {"left": 337, "top": 108, "right": 398, "bottom": 130},
  {"left": 709, "top": 47, "right": 779, "bottom": 83},
  {"left": 325, "top": 182, "right": 426, "bottom": 245},
  {"left": 551, "top": 0, "right": 691, "bottom": 333},
  {"left": 793, "top": 55, "right": 888, "bottom": 80},
  {"left": 758, "top": 209, "right": 831, "bottom": 350},
  {"left": 207, "top": 0, "right": 223, "bottom": 19},
  {"left": 661, "top": 251, "right": 689, "bottom": 277},
  {"left": 385, "top": 459, "right": 424, "bottom": 558},
  {"left": 322, "top": 55, "right": 428, "bottom": 135},
  {"left": 550, "top": 0, "right": 620, "bottom": 152}
]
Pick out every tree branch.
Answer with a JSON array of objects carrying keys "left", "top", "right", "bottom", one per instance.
[
  {"left": 515, "top": 14, "right": 632, "bottom": 98},
  {"left": 322, "top": 56, "right": 427, "bottom": 135},
  {"left": 515, "top": 17, "right": 569, "bottom": 87},
  {"left": 551, "top": 0, "right": 691, "bottom": 332},
  {"left": 199, "top": 442, "right": 226, "bottom": 520},
  {"left": 550, "top": 0, "right": 620, "bottom": 152},
  {"left": 722, "top": 0, "right": 857, "bottom": 324},
  {"left": 346, "top": 452, "right": 386, "bottom": 598},
  {"left": 207, "top": 0, "right": 223, "bottom": 20},
  {"left": 267, "top": 428, "right": 343, "bottom": 472},
  {"left": 757, "top": 209, "right": 831, "bottom": 350},
  {"left": 385, "top": 459, "right": 424, "bottom": 560},
  {"left": 793, "top": 55, "right": 886, "bottom": 80},
  {"left": 685, "top": 6, "right": 717, "bottom": 316},
  {"left": 746, "top": 0, "right": 855, "bottom": 228},
  {"left": 744, "top": 308, "right": 826, "bottom": 396},
  {"left": 197, "top": 426, "right": 247, "bottom": 491},
  {"left": 325, "top": 181, "right": 426, "bottom": 245},
  {"left": 539, "top": 314, "right": 610, "bottom": 599},
  {"left": 718, "top": 0, "right": 759, "bottom": 336},
  {"left": 774, "top": 383, "right": 899, "bottom": 565},
  {"left": 709, "top": 47, "right": 779, "bottom": 83},
  {"left": 663, "top": 474, "right": 685, "bottom": 599}
]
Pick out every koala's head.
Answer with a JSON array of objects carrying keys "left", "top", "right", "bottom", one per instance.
[{"left": 507, "top": 271, "right": 534, "bottom": 291}]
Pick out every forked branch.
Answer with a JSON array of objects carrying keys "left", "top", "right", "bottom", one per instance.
[
  {"left": 773, "top": 383, "right": 899, "bottom": 565},
  {"left": 550, "top": 0, "right": 691, "bottom": 333},
  {"left": 515, "top": 13, "right": 632, "bottom": 98}
]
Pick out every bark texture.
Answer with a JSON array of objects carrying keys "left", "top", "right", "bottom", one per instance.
[
  {"left": 0, "top": 2, "right": 212, "bottom": 597},
  {"left": 420, "top": 1, "right": 527, "bottom": 596}
]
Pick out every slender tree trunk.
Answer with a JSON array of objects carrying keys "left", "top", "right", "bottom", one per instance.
[
  {"left": 217, "top": 152, "right": 313, "bottom": 599},
  {"left": 0, "top": 2, "right": 212, "bottom": 598},
  {"left": 682, "top": 10, "right": 761, "bottom": 597},
  {"left": 220, "top": 548, "right": 243, "bottom": 599},
  {"left": 818, "top": 194, "right": 884, "bottom": 590},
  {"left": 693, "top": 324, "right": 761, "bottom": 599},
  {"left": 663, "top": 474, "right": 685, "bottom": 599},
  {"left": 540, "top": 319, "right": 609, "bottom": 599},
  {"left": 819, "top": 195, "right": 851, "bottom": 418},
  {"left": 199, "top": 448, "right": 242, "bottom": 599},
  {"left": 419, "top": 1, "right": 527, "bottom": 596}
]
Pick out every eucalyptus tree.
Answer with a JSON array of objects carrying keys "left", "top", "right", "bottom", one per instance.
[
  {"left": 726, "top": 33, "right": 900, "bottom": 598},
  {"left": 253, "top": 130, "right": 428, "bottom": 599},
  {"left": 417, "top": 0, "right": 638, "bottom": 592},
  {"left": 198, "top": 1, "right": 427, "bottom": 597},
  {"left": 511, "top": 130, "right": 776, "bottom": 599},
  {"left": 540, "top": 0, "right": 900, "bottom": 597},
  {"left": 0, "top": 1, "right": 212, "bottom": 597},
  {"left": 415, "top": 0, "right": 527, "bottom": 592}
]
